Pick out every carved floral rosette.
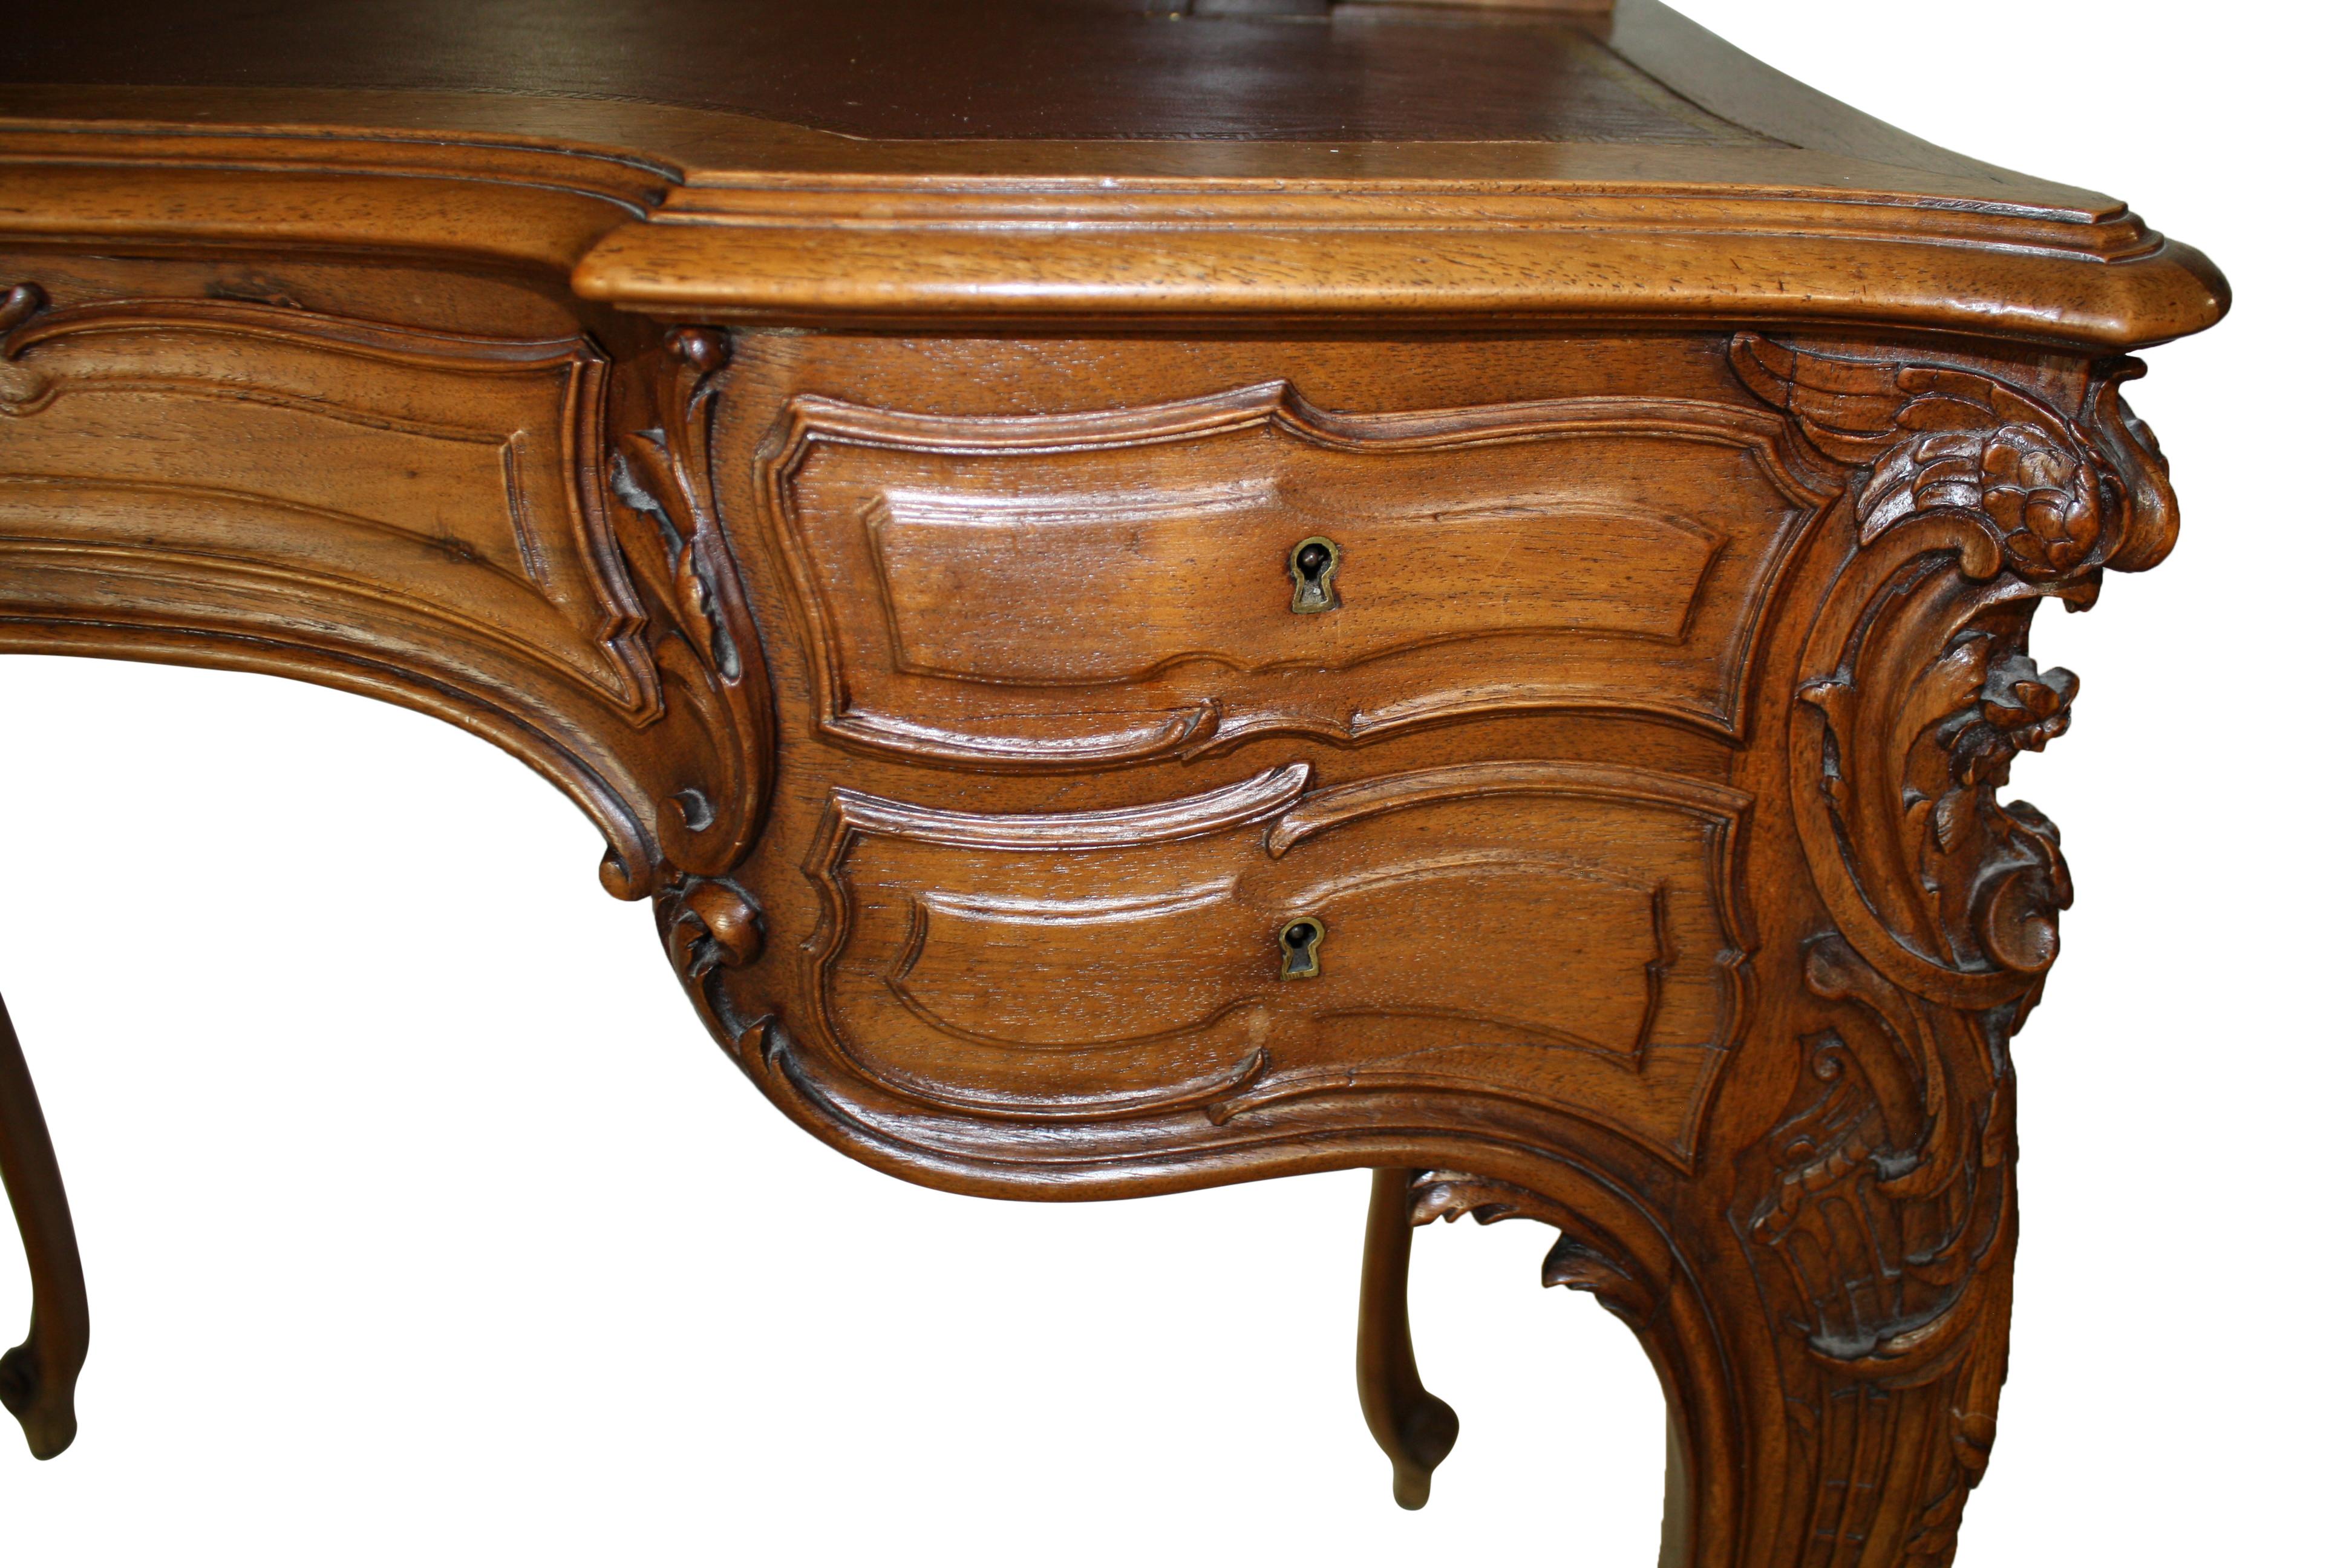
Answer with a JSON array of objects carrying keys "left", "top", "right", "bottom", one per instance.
[{"left": 1725, "top": 335, "right": 2179, "bottom": 1563}]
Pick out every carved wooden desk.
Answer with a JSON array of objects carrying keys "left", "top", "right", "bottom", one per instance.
[{"left": 0, "top": 2, "right": 2226, "bottom": 1561}]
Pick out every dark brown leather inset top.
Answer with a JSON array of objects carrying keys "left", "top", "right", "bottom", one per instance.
[{"left": 2, "top": 0, "right": 1772, "bottom": 143}]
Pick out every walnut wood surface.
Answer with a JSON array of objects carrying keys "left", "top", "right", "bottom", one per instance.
[
  {"left": 1357, "top": 1168, "right": 1459, "bottom": 1511},
  {"left": 0, "top": 0, "right": 2226, "bottom": 344},
  {"left": 0, "top": 5, "right": 2227, "bottom": 1564},
  {"left": 0, "top": 990, "right": 86, "bottom": 1461},
  {"left": 6, "top": 0, "right": 1667, "bottom": 144}
]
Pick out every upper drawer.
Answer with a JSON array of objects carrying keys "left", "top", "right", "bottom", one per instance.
[{"left": 763, "top": 381, "right": 1831, "bottom": 768}]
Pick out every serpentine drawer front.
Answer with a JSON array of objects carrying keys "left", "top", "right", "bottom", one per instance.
[
  {"left": 773, "top": 386, "right": 1823, "bottom": 764},
  {"left": 812, "top": 761, "right": 1751, "bottom": 1161},
  {"left": 0, "top": 2, "right": 2227, "bottom": 1564}
]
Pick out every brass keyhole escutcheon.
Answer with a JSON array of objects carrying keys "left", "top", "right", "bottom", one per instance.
[
  {"left": 1289, "top": 535, "right": 1339, "bottom": 614},
  {"left": 1279, "top": 916, "right": 1326, "bottom": 980}
]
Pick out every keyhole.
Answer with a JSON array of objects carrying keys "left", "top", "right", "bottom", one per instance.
[
  {"left": 1279, "top": 916, "right": 1326, "bottom": 980},
  {"left": 1289, "top": 535, "right": 1339, "bottom": 615}
]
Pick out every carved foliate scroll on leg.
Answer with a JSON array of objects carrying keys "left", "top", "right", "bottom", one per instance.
[
  {"left": 1737, "top": 941, "right": 2017, "bottom": 1567},
  {"left": 1725, "top": 334, "right": 2182, "bottom": 1564},
  {"left": 603, "top": 327, "right": 776, "bottom": 895},
  {"left": 1406, "top": 1169, "right": 1714, "bottom": 1562}
]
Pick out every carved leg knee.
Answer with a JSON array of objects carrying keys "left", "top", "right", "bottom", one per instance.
[
  {"left": 0, "top": 990, "right": 89, "bottom": 1460},
  {"left": 1356, "top": 1167, "right": 1459, "bottom": 1509},
  {"left": 1411, "top": 1125, "right": 2013, "bottom": 1568}
]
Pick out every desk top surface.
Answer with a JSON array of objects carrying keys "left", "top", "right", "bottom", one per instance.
[
  {"left": 0, "top": 0, "right": 2229, "bottom": 347},
  {"left": 7, "top": 0, "right": 1765, "bottom": 148}
]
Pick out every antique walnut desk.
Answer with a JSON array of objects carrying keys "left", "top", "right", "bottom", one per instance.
[{"left": 0, "top": 2, "right": 2226, "bottom": 1561}]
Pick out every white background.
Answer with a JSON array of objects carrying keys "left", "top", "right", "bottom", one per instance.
[{"left": 2, "top": 2, "right": 2342, "bottom": 1561}]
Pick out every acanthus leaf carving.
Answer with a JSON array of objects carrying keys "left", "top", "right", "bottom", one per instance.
[
  {"left": 1726, "top": 333, "right": 2180, "bottom": 1564},
  {"left": 1731, "top": 332, "right": 2178, "bottom": 584},
  {"left": 1739, "top": 936, "right": 2016, "bottom": 1568},
  {"left": 603, "top": 326, "right": 777, "bottom": 895},
  {"left": 1754, "top": 938, "right": 2012, "bottom": 1379},
  {"left": 1408, "top": 1169, "right": 1662, "bottom": 1328},
  {"left": 656, "top": 875, "right": 780, "bottom": 1064},
  {"left": 1733, "top": 333, "right": 2173, "bottom": 1014}
]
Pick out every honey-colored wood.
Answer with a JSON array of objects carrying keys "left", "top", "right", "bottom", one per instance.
[
  {"left": 770, "top": 383, "right": 1829, "bottom": 761},
  {"left": 0, "top": 3, "right": 2228, "bottom": 1562}
]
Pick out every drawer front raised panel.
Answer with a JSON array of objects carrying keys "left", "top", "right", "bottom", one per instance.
[
  {"left": 805, "top": 763, "right": 1753, "bottom": 1166},
  {"left": 765, "top": 383, "right": 1830, "bottom": 768},
  {"left": 0, "top": 298, "right": 656, "bottom": 714}
]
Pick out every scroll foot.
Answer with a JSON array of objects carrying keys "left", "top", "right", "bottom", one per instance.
[
  {"left": 0, "top": 990, "right": 88, "bottom": 1459},
  {"left": 1356, "top": 1167, "right": 1459, "bottom": 1509}
]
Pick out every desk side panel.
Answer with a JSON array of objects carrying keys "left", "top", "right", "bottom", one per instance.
[{"left": 0, "top": 262, "right": 772, "bottom": 898}]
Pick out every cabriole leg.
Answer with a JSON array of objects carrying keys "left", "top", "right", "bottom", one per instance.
[
  {"left": 1413, "top": 1140, "right": 2014, "bottom": 1568},
  {"left": 0, "top": 990, "right": 88, "bottom": 1460},
  {"left": 1356, "top": 1166, "right": 1459, "bottom": 1509}
]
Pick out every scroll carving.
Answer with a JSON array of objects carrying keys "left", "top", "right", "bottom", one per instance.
[
  {"left": 0, "top": 283, "right": 40, "bottom": 351},
  {"left": 657, "top": 876, "right": 780, "bottom": 1062},
  {"left": 1733, "top": 335, "right": 2180, "bottom": 1563},
  {"left": 0, "top": 284, "right": 775, "bottom": 906},
  {"left": 1408, "top": 1169, "right": 1664, "bottom": 1329},
  {"left": 604, "top": 327, "right": 777, "bottom": 893},
  {"left": 1733, "top": 332, "right": 2175, "bottom": 1016},
  {"left": 1740, "top": 938, "right": 2016, "bottom": 1568}
]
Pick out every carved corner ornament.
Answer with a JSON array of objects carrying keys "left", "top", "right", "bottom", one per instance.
[
  {"left": 605, "top": 331, "right": 785, "bottom": 1056},
  {"left": 0, "top": 283, "right": 774, "bottom": 910},
  {"left": 1732, "top": 333, "right": 2175, "bottom": 1020},
  {"left": 658, "top": 875, "right": 780, "bottom": 1068},
  {"left": 1726, "top": 333, "right": 2180, "bottom": 1564},
  {"left": 1409, "top": 1169, "right": 1665, "bottom": 1330},
  {"left": 601, "top": 327, "right": 777, "bottom": 899}
]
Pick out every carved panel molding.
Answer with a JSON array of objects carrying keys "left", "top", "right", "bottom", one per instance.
[
  {"left": 0, "top": 16, "right": 2230, "bottom": 1559},
  {"left": 0, "top": 284, "right": 773, "bottom": 900},
  {"left": 0, "top": 273, "right": 2203, "bottom": 1568},
  {"left": 0, "top": 284, "right": 658, "bottom": 711},
  {"left": 760, "top": 381, "right": 1839, "bottom": 768},
  {"left": 792, "top": 760, "right": 1754, "bottom": 1166}
]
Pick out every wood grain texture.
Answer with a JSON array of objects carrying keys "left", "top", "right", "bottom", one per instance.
[
  {"left": 1356, "top": 1166, "right": 1460, "bottom": 1511},
  {"left": 800, "top": 759, "right": 1749, "bottom": 1159},
  {"left": 0, "top": 6, "right": 2227, "bottom": 1565},
  {"left": 664, "top": 325, "right": 2184, "bottom": 1564},
  {"left": 767, "top": 382, "right": 1833, "bottom": 763},
  {"left": 2, "top": 0, "right": 1677, "bottom": 145},
  {"left": 0, "top": 0, "right": 2227, "bottom": 345},
  {"left": 0, "top": 283, "right": 772, "bottom": 899}
]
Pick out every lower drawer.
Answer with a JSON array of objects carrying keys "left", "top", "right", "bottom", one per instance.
[{"left": 806, "top": 761, "right": 1753, "bottom": 1166}]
